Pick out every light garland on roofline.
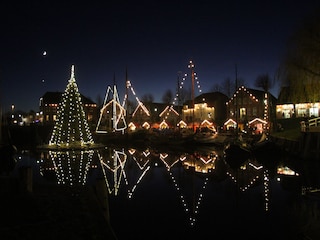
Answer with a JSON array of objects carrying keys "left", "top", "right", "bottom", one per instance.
[{"left": 226, "top": 86, "right": 259, "bottom": 105}]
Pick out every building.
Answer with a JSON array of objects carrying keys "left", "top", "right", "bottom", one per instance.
[
  {"left": 276, "top": 86, "right": 320, "bottom": 118},
  {"left": 39, "top": 91, "right": 97, "bottom": 126},
  {"left": 159, "top": 105, "right": 180, "bottom": 128},
  {"left": 226, "top": 86, "right": 277, "bottom": 133},
  {"left": 182, "top": 91, "right": 229, "bottom": 128},
  {"left": 131, "top": 102, "right": 181, "bottom": 129}
]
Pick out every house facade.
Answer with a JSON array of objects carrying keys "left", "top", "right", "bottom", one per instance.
[
  {"left": 132, "top": 102, "right": 181, "bottom": 129},
  {"left": 226, "top": 86, "right": 276, "bottom": 133},
  {"left": 181, "top": 91, "right": 229, "bottom": 128},
  {"left": 39, "top": 92, "right": 97, "bottom": 126},
  {"left": 276, "top": 86, "right": 320, "bottom": 119}
]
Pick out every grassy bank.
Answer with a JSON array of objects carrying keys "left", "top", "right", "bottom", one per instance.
[{"left": 271, "top": 117, "right": 303, "bottom": 141}]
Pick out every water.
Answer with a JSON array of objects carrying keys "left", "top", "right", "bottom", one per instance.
[{"left": 13, "top": 144, "right": 320, "bottom": 239}]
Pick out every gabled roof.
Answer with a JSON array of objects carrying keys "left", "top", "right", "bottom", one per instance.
[
  {"left": 184, "top": 91, "right": 229, "bottom": 107},
  {"left": 195, "top": 92, "right": 229, "bottom": 104},
  {"left": 159, "top": 105, "right": 179, "bottom": 117},
  {"left": 41, "top": 91, "right": 96, "bottom": 105},
  {"left": 144, "top": 102, "right": 181, "bottom": 116},
  {"left": 228, "top": 86, "right": 277, "bottom": 105},
  {"left": 248, "top": 117, "right": 267, "bottom": 125}
]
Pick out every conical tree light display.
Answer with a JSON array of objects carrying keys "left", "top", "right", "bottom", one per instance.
[{"left": 49, "top": 65, "right": 94, "bottom": 148}]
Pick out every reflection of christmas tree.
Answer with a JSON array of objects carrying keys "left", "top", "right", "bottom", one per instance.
[
  {"left": 48, "top": 150, "right": 95, "bottom": 186},
  {"left": 49, "top": 65, "right": 94, "bottom": 148}
]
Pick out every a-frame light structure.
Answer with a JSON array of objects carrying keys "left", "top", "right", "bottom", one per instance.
[
  {"left": 122, "top": 71, "right": 150, "bottom": 119},
  {"left": 96, "top": 76, "right": 127, "bottom": 134}
]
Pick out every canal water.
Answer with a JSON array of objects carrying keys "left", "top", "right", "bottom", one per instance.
[{"left": 13, "top": 144, "right": 320, "bottom": 239}]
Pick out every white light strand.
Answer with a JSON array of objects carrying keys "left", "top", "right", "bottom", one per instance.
[
  {"left": 49, "top": 65, "right": 94, "bottom": 147},
  {"left": 173, "top": 60, "right": 202, "bottom": 105}
]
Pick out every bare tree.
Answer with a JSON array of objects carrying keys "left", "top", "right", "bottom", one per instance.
[
  {"left": 221, "top": 77, "right": 235, "bottom": 97},
  {"left": 178, "top": 87, "right": 191, "bottom": 103},
  {"left": 162, "top": 89, "right": 173, "bottom": 104},
  {"left": 210, "top": 83, "right": 222, "bottom": 92},
  {"left": 254, "top": 74, "right": 274, "bottom": 92},
  {"left": 141, "top": 93, "right": 154, "bottom": 103},
  {"left": 96, "top": 94, "right": 103, "bottom": 108},
  {"left": 236, "top": 78, "right": 246, "bottom": 89}
]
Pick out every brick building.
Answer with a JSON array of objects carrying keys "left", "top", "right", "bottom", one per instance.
[{"left": 39, "top": 92, "right": 97, "bottom": 126}]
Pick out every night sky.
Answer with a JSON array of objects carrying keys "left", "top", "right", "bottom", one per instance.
[{"left": 1, "top": 1, "right": 320, "bottom": 112}]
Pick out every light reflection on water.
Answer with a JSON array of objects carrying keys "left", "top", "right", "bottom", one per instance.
[{"left": 16, "top": 145, "right": 320, "bottom": 239}]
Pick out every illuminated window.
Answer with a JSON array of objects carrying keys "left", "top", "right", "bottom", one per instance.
[
  {"left": 310, "top": 107, "right": 319, "bottom": 117},
  {"left": 240, "top": 108, "right": 246, "bottom": 118}
]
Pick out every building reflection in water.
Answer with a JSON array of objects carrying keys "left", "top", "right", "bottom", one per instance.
[
  {"left": 126, "top": 148, "right": 151, "bottom": 198},
  {"left": 224, "top": 157, "right": 270, "bottom": 211},
  {"left": 159, "top": 149, "right": 219, "bottom": 226},
  {"left": 98, "top": 147, "right": 153, "bottom": 198},
  {"left": 94, "top": 145, "right": 222, "bottom": 227},
  {"left": 35, "top": 144, "right": 310, "bottom": 231}
]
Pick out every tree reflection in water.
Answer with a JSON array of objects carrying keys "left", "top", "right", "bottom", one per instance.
[
  {"left": 35, "top": 144, "right": 320, "bottom": 239},
  {"left": 39, "top": 149, "right": 96, "bottom": 186}
]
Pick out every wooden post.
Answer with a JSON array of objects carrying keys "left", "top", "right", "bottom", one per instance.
[
  {"left": 316, "top": 133, "right": 320, "bottom": 160},
  {"left": 95, "top": 178, "right": 110, "bottom": 222},
  {"left": 19, "top": 166, "right": 33, "bottom": 193},
  {"left": 302, "top": 133, "right": 311, "bottom": 159}
]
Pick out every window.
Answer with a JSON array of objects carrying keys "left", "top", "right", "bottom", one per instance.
[
  {"left": 253, "top": 107, "right": 257, "bottom": 116},
  {"left": 247, "top": 108, "right": 251, "bottom": 117},
  {"left": 240, "top": 108, "right": 246, "bottom": 118}
]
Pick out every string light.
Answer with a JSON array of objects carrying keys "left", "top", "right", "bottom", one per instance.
[
  {"left": 99, "top": 148, "right": 127, "bottom": 196},
  {"left": 123, "top": 80, "right": 150, "bottom": 116},
  {"left": 225, "top": 160, "right": 264, "bottom": 192},
  {"left": 96, "top": 84, "right": 127, "bottom": 133},
  {"left": 159, "top": 105, "right": 179, "bottom": 121},
  {"left": 226, "top": 86, "right": 259, "bottom": 105},
  {"left": 263, "top": 92, "right": 269, "bottom": 131},
  {"left": 263, "top": 169, "right": 270, "bottom": 211},
  {"left": 173, "top": 60, "right": 203, "bottom": 105},
  {"left": 49, "top": 65, "right": 94, "bottom": 148},
  {"left": 45, "top": 149, "right": 94, "bottom": 186}
]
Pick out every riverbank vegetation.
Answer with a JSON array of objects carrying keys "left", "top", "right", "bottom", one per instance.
[{"left": 271, "top": 118, "right": 303, "bottom": 141}]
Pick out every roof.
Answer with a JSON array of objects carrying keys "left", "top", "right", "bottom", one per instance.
[
  {"left": 195, "top": 92, "right": 229, "bottom": 104},
  {"left": 228, "top": 86, "right": 277, "bottom": 104},
  {"left": 184, "top": 91, "right": 229, "bottom": 107},
  {"left": 41, "top": 92, "right": 96, "bottom": 105}
]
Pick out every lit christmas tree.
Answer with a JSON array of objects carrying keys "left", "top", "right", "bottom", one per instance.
[{"left": 49, "top": 65, "right": 94, "bottom": 148}]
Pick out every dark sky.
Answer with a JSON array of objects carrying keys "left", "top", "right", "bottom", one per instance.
[{"left": 1, "top": 1, "right": 320, "bottom": 112}]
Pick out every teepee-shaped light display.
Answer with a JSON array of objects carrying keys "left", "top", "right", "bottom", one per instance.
[{"left": 49, "top": 65, "right": 94, "bottom": 148}]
